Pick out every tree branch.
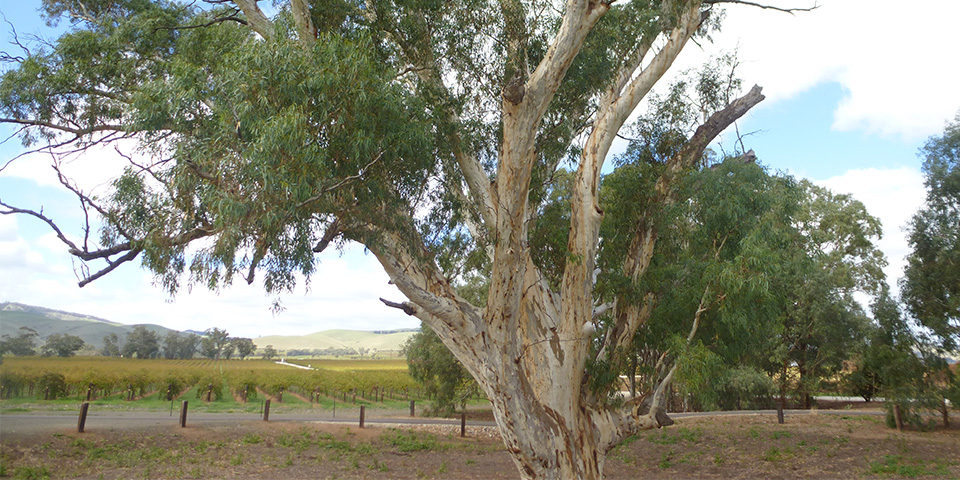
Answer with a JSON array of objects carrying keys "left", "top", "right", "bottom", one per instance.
[
  {"left": 379, "top": 297, "right": 418, "bottom": 316},
  {"left": 290, "top": 0, "right": 317, "bottom": 47},
  {"left": 232, "top": 0, "right": 275, "bottom": 40},
  {"left": 312, "top": 219, "right": 341, "bottom": 253},
  {"left": 703, "top": 0, "right": 819, "bottom": 14},
  {"left": 0, "top": 118, "right": 124, "bottom": 137},
  {"left": 78, "top": 248, "right": 143, "bottom": 287},
  {"left": 154, "top": 9, "right": 248, "bottom": 31}
]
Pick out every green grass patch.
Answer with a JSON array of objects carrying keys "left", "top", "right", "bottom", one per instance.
[
  {"left": 11, "top": 464, "right": 51, "bottom": 480},
  {"left": 762, "top": 446, "right": 794, "bottom": 462},
  {"left": 380, "top": 429, "right": 439, "bottom": 452},
  {"left": 868, "top": 455, "right": 952, "bottom": 477}
]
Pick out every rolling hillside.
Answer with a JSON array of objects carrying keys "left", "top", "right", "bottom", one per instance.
[
  {"left": 0, "top": 302, "right": 176, "bottom": 349},
  {"left": 1, "top": 302, "right": 417, "bottom": 353},
  {"left": 253, "top": 329, "right": 416, "bottom": 352}
]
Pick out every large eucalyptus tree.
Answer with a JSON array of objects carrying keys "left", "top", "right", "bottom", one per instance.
[{"left": 0, "top": 0, "right": 807, "bottom": 476}]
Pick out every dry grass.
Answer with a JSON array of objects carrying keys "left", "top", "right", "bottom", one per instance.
[{"left": 2, "top": 410, "right": 958, "bottom": 479}]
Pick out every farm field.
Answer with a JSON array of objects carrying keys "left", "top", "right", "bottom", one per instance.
[
  {"left": 1, "top": 410, "right": 959, "bottom": 479},
  {"left": 0, "top": 356, "right": 427, "bottom": 414}
]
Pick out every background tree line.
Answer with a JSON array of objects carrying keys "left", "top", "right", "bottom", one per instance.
[
  {"left": 102, "top": 327, "right": 256, "bottom": 359},
  {"left": 0, "top": 328, "right": 86, "bottom": 358}
]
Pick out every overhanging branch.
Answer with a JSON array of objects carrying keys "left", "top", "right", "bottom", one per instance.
[{"left": 703, "top": 0, "right": 819, "bottom": 14}]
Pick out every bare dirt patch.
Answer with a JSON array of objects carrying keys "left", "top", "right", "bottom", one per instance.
[{"left": 2, "top": 412, "right": 958, "bottom": 479}]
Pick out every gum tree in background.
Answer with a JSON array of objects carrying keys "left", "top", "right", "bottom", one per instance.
[
  {"left": 41, "top": 333, "right": 86, "bottom": 357},
  {"left": 0, "top": 327, "right": 39, "bottom": 357},
  {"left": 200, "top": 328, "right": 231, "bottom": 360},
  {"left": 403, "top": 323, "right": 479, "bottom": 416},
  {"left": 0, "top": 0, "right": 812, "bottom": 476},
  {"left": 902, "top": 112, "right": 960, "bottom": 352},
  {"left": 232, "top": 337, "right": 257, "bottom": 359},
  {"left": 121, "top": 326, "right": 160, "bottom": 359}
]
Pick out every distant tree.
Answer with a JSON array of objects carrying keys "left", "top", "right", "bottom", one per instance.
[
  {"left": 200, "top": 328, "right": 230, "bottom": 359},
  {"left": 41, "top": 334, "right": 85, "bottom": 357},
  {"left": 162, "top": 332, "right": 199, "bottom": 359},
  {"left": 101, "top": 333, "right": 122, "bottom": 357},
  {"left": 902, "top": 112, "right": 960, "bottom": 351},
  {"left": 403, "top": 323, "right": 479, "bottom": 416},
  {"left": 222, "top": 341, "right": 236, "bottom": 360},
  {"left": 766, "top": 181, "right": 884, "bottom": 409},
  {"left": 162, "top": 332, "right": 181, "bottom": 359},
  {"left": 0, "top": 327, "right": 39, "bottom": 356},
  {"left": 232, "top": 338, "right": 256, "bottom": 359},
  {"left": 179, "top": 333, "right": 200, "bottom": 359},
  {"left": 122, "top": 326, "right": 161, "bottom": 359},
  {"left": 261, "top": 345, "right": 277, "bottom": 361}
]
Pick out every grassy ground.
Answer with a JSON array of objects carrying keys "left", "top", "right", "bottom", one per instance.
[{"left": 1, "top": 410, "right": 958, "bottom": 479}]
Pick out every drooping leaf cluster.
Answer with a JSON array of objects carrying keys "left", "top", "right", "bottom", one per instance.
[{"left": 2, "top": 0, "right": 446, "bottom": 295}]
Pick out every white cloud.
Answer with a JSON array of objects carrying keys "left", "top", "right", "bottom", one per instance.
[
  {"left": 0, "top": 139, "right": 136, "bottom": 194},
  {"left": 675, "top": 0, "right": 960, "bottom": 140},
  {"left": 813, "top": 166, "right": 926, "bottom": 291}
]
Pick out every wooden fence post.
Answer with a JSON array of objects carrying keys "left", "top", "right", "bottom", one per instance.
[
  {"left": 263, "top": 399, "right": 271, "bottom": 422},
  {"left": 77, "top": 402, "right": 90, "bottom": 433},
  {"left": 893, "top": 404, "right": 904, "bottom": 431},
  {"left": 359, "top": 406, "right": 365, "bottom": 429},
  {"left": 409, "top": 400, "right": 415, "bottom": 417},
  {"left": 179, "top": 401, "right": 188, "bottom": 428},
  {"left": 461, "top": 412, "right": 466, "bottom": 437}
]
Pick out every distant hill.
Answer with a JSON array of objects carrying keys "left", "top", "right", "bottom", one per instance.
[
  {"left": 254, "top": 329, "right": 417, "bottom": 352},
  {"left": 0, "top": 302, "right": 176, "bottom": 349},
  {"left": 1, "top": 302, "right": 417, "bottom": 353}
]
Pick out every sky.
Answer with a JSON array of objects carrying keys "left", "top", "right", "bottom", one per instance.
[{"left": 1, "top": 0, "right": 957, "bottom": 338}]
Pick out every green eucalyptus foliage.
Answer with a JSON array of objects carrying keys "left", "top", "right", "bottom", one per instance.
[
  {"left": 2, "top": 0, "right": 439, "bottom": 296},
  {"left": 402, "top": 323, "right": 479, "bottom": 416},
  {"left": 853, "top": 287, "right": 956, "bottom": 429},
  {"left": 901, "top": 112, "right": 960, "bottom": 351}
]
